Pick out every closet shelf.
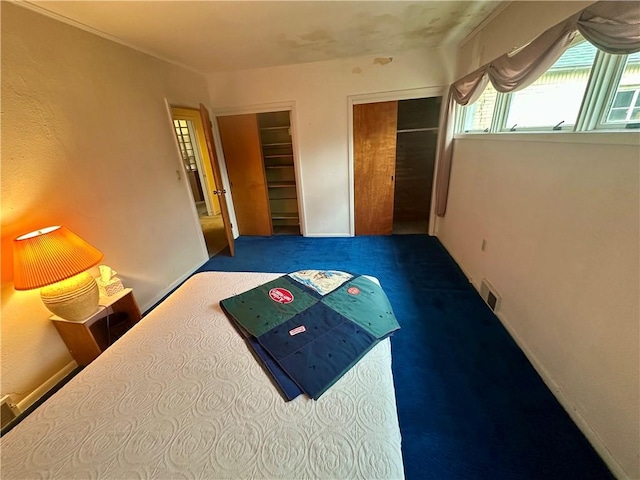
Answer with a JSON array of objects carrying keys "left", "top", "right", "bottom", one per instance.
[
  {"left": 259, "top": 110, "right": 301, "bottom": 237},
  {"left": 267, "top": 181, "right": 297, "bottom": 188},
  {"left": 271, "top": 212, "right": 299, "bottom": 220},
  {"left": 260, "top": 126, "right": 290, "bottom": 131},
  {"left": 397, "top": 127, "right": 439, "bottom": 133}
]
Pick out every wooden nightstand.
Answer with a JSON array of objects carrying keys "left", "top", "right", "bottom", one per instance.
[{"left": 51, "top": 288, "right": 142, "bottom": 366}]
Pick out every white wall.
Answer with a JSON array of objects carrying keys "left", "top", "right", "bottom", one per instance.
[
  {"left": 436, "top": 133, "right": 639, "bottom": 478},
  {"left": 1, "top": 3, "right": 210, "bottom": 406},
  {"left": 207, "top": 47, "right": 456, "bottom": 236}
]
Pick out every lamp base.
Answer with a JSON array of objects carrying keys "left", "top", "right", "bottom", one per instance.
[{"left": 40, "top": 272, "right": 100, "bottom": 321}]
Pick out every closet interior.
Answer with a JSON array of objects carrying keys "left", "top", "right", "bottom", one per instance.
[
  {"left": 258, "top": 112, "right": 301, "bottom": 236},
  {"left": 393, "top": 97, "right": 440, "bottom": 234}
]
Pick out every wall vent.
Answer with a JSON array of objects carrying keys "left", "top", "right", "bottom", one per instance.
[
  {"left": 1, "top": 395, "right": 20, "bottom": 429},
  {"left": 480, "top": 279, "right": 502, "bottom": 312}
]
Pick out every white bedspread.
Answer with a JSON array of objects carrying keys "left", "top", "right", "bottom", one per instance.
[{"left": 1, "top": 272, "right": 404, "bottom": 479}]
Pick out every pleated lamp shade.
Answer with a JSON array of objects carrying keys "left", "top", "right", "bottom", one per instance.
[{"left": 13, "top": 226, "right": 104, "bottom": 321}]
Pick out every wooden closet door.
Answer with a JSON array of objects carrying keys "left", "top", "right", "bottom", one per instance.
[
  {"left": 217, "top": 114, "right": 272, "bottom": 236},
  {"left": 354, "top": 101, "right": 398, "bottom": 235}
]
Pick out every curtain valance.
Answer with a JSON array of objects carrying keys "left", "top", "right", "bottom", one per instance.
[
  {"left": 455, "top": 1, "right": 639, "bottom": 110},
  {"left": 577, "top": 1, "right": 640, "bottom": 55}
]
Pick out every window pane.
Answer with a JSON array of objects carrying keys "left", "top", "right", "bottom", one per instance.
[
  {"left": 173, "top": 119, "right": 198, "bottom": 171},
  {"left": 505, "top": 40, "right": 597, "bottom": 129},
  {"left": 462, "top": 83, "right": 497, "bottom": 132},
  {"left": 608, "top": 109, "right": 628, "bottom": 122},
  {"left": 604, "top": 52, "right": 640, "bottom": 124},
  {"left": 612, "top": 90, "right": 633, "bottom": 108}
]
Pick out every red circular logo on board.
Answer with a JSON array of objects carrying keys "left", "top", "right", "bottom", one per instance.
[
  {"left": 269, "top": 288, "right": 294, "bottom": 304},
  {"left": 347, "top": 286, "right": 360, "bottom": 295}
]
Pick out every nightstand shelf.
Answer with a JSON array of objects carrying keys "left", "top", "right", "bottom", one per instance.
[{"left": 51, "top": 288, "right": 141, "bottom": 366}]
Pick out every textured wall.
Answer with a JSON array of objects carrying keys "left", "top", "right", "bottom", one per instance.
[{"left": 1, "top": 3, "right": 211, "bottom": 405}]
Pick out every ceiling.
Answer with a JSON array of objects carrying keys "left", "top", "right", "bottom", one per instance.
[{"left": 26, "top": 1, "right": 502, "bottom": 74}]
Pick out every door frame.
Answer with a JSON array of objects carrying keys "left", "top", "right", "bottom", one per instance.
[
  {"left": 198, "top": 104, "right": 235, "bottom": 256},
  {"left": 163, "top": 99, "right": 208, "bottom": 261},
  {"left": 347, "top": 86, "right": 446, "bottom": 237},
  {"left": 211, "top": 101, "right": 306, "bottom": 237}
]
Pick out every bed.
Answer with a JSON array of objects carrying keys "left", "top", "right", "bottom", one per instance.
[{"left": 1, "top": 272, "right": 404, "bottom": 479}]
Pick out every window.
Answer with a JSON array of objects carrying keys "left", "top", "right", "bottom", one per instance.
[
  {"left": 602, "top": 51, "right": 640, "bottom": 125},
  {"left": 461, "top": 83, "right": 498, "bottom": 132},
  {"left": 458, "top": 36, "right": 639, "bottom": 134},
  {"left": 504, "top": 41, "right": 597, "bottom": 130},
  {"left": 173, "top": 119, "right": 197, "bottom": 171},
  {"left": 607, "top": 89, "right": 640, "bottom": 122}
]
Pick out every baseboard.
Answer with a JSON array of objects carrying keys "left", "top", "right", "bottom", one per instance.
[
  {"left": 304, "top": 233, "right": 351, "bottom": 238},
  {"left": 16, "top": 361, "right": 77, "bottom": 413},
  {"left": 494, "top": 309, "right": 627, "bottom": 479},
  {"left": 435, "top": 237, "right": 476, "bottom": 286}
]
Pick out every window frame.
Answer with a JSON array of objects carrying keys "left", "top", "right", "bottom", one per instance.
[
  {"left": 173, "top": 119, "right": 198, "bottom": 171},
  {"left": 457, "top": 39, "right": 640, "bottom": 135},
  {"left": 458, "top": 84, "right": 498, "bottom": 133},
  {"left": 595, "top": 53, "right": 640, "bottom": 130}
]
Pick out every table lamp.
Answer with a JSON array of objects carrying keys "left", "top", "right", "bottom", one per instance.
[{"left": 13, "top": 226, "right": 104, "bottom": 321}]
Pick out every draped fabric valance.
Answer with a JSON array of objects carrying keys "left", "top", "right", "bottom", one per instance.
[
  {"left": 488, "top": 17, "right": 578, "bottom": 94},
  {"left": 578, "top": 1, "right": 640, "bottom": 54},
  {"left": 453, "top": 0, "right": 640, "bottom": 118},
  {"left": 435, "top": 0, "right": 640, "bottom": 217},
  {"left": 451, "top": 68, "right": 489, "bottom": 106}
]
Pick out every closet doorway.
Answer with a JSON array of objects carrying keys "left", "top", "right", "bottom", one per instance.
[
  {"left": 216, "top": 110, "right": 302, "bottom": 236},
  {"left": 353, "top": 97, "right": 441, "bottom": 235}
]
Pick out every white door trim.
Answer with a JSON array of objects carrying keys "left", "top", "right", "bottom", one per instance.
[{"left": 162, "top": 98, "right": 209, "bottom": 261}]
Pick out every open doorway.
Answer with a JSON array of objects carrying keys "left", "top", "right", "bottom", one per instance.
[
  {"left": 393, "top": 97, "right": 440, "bottom": 234},
  {"left": 171, "top": 107, "right": 229, "bottom": 257}
]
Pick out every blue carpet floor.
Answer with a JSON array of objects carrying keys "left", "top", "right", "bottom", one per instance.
[{"left": 196, "top": 235, "right": 612, "bottom": 480}]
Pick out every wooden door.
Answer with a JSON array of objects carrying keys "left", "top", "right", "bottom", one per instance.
[
  {"left": 199, "top": 104, "right": 235, "bottom": 256},
  {"left": 353, "top": 101, "right": 398, "bottom": 235},
  {"left": 217, "top": 114, "right": 272, "bottom": 236}
]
